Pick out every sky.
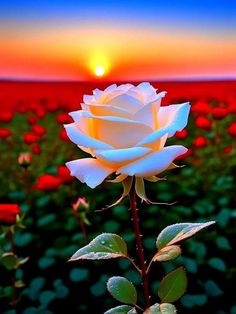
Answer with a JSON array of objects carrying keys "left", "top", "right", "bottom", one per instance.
[{"left": 0, "top": 0, "right": 236, "bottom": 81}]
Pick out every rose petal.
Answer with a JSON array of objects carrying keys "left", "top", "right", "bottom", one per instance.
[
  {"left": 64, "top": 123, "right": 113, "bottom": 149},
  {"left": 117, "top": 145, "right": 187, "bottom": 177},
  {"left": 94, "top": 147, "right": 152, "bottom": 166},
  {"left": 134, "top": 92, "right": 167, "bottom": 128},
  {"left": 82, "top": 104, "right": 133, "bottom": 119},
  {"left": 108, "top": 94, "right": 143, "bottom": 113},
  {"left": 158, "top": 102, "right": 191, "bottom": 136},
  {"left": 66, "top": 158, "right": 114, "bottom": 188},
  {"left": 137, "top": 102, "right": 190, "bottom": 146}
]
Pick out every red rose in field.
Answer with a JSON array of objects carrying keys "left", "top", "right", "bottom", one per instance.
[
  {"left": 195, "top": 116, "right": 211, "bottom": 130},
  {"left": 0, "top": 128, "right": 12, "bottom": 138},
  {"left": 194, "top": 136, "right": 208, "bottom": 147},
  {"left": 35, "top": 108, "right": 46, "bottom": 119},
  {"left": 32, "top": 124, "right": 46, "bottom": 136},
  {"left": 228, "top": 104, "right": 236, "bottom": 114},
  {"left": 0, "top": 111, "right": 13, "bottom": 122},
  {"left": 34, "top": 174, "right": 62, "bottom": 190},
  {"left": 57, "top": 166, "right": 74, "bottom": 183},
  {"left": 27, "top": 115, "right": 37, "bottom": 125},
  {"left": 56, "top": 113, "right": 73, "bottom": 124},
  {"left": 175, "top": 129, "right": 188, "bottom": 139},
  {"left": 32, "top": 143, "right": 41, "bottom": 155},
  {"left": 59, "top": 129, "right": 70, "bottom": 142},
  {"left": 191, "top": 101, "right": 211, "bottom": 115},
  {"left": 223, "top": 146, "right": 233, "bottom": 154},
  {"left": 46, "top": 101, "right": 58, "bottom": 112},
  {"left": 0, "top": 204, "right": 20, "bottom": 224},
  {"left": 23, "top": 132, "right": 38, "bottom": 144},
  {"left": 228, "top": 122, "right": 236, "bottom": 137},
  {"left": 212, "top": 107, "right": 228, "bottom": 120}
]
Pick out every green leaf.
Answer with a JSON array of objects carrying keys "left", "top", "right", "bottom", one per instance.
[
  {"left": 70, "top": 233, "right": 127, "bottom": 261},
  {"left": 144, "top": 303, "right": 177, "bottom": 314},
  {"left": 156, "top": 221, "right": 215, "bottom": 249},
  {"left": 153, "top": 245, "right": 181, "bottom": 262},
  {"left": 208, "top": 257, "right": 226, "bottom": 272},
  {"left": 158, "top": 267, "right": 187, "bottom": 303},
  {"left": 0, "top": 252, "right": 19, "bottom": 270},
  {"left": 107, "top": 276, "right": 137, "bottom": 305},
  {"left": 104, "top": 305, "right": 136, "bottom": 314}
]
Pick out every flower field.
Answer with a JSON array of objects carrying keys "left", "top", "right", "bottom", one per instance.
[{"left": 0, "top": 80, "right": 236, "bottom": 314}]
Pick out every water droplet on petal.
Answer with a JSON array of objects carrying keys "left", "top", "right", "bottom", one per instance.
[{"left": 101, "top": 241, "right": 106, "bottom": 245}]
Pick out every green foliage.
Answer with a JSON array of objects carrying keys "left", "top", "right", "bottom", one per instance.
[
  {"left": 158, "top": 267, "right": 187, "bottom": 303},
  {"left": 70, "top": 233, "right": 128, "bottom": 260},
  {"left": 107, "top": 276, "right": 137, "bottom": 305},
  {"left": 104, "top": 305, "right": 136, "bottom": 314},
  {"left": 144, "top": 303, "right": 177, "bottom": 314}
]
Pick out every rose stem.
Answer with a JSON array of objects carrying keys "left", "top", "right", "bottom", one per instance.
[
  {"left": 8, "top": 230, "right": 18, "bottom": 307},
  {"left": 129, "top": 182, "right": 150, "bottom": 309}
]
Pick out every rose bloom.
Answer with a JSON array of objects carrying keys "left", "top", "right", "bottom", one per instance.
[
  {"left": 23, "top": 132, "right": 38, "bottom": 144},
  {"left": 32, "top": 143, "right": 41, "bottom": 155},
  {"left": 0, "top": 128, "right": 12, "bottom": 139},
  {"left": 194, "top": 136, "right": 208, "bottom": 147},
  {"left": 223, "top": 146, "right": 233, "bottom": 154},
  {"left": 56, "top": 113, "right": 73, "bottom": 124},
  {"left": 228, "top": 122, "right": 236, "bottom": 137},
  {"left": 57, "top": 165, "right": 74, "bottom": 183},
  {"left": 34, "top": 174, "right": 62, "bottom": 190},
  {"left": 195, "top": 116, "right": 211, "bottom": 130},
  {"left": 32, "top": 124, "right": 46, "bottom": 136},
  {"left": 175, "top": 129, "right": 188, "bottom": 139},
  {"left": 191, "top": 101, "right": 211, "bottom": 115},
  {"left": 59, "top": 128, "right": 70, "bottom": 142},
  {"left": 0, "top": 111, "right": 13, "bottom": 122},
  {"left": 212, "top": 107, "right": 228, "bottom": 120},
  {"left": 64, "top": 83, "right": 190, "bottom": 188},
  {"left": 27, "top": 115, "right": 38, "bottom": 125},
  {"left": 0, "top": 204, "right": 20, "bottom": 224}
]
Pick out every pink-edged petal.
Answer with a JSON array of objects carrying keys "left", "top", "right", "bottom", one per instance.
[
  {"left": 136, "top": 102, "right": 190, "bottom": 146},
  {"left": 94, "top": 147, "right": 152, "bottom": 165},
  {"left": 117, "top": 145, "right": 188, "bottom": 177},
  {"left": 158, "top": 102, "right": 191, "bottom": 136},
  {"left": 64, "top": 123, "right": 113, "bottom": 149},
  {"left": 66, "top": 158, "right": 114, "bottom": 188}
]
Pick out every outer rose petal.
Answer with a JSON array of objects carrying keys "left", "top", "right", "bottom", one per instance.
[
  {"left": 94, "top": 147, "right": 152, "bottom": 166},
  {"left": 66, "top": 158, "right": 114, "bottom": 188},
  {"left": 117, "top": 145, "right": 187, "bottom": 177},
  {"left": 64, "top": 123, "right": 113, "bottom": 149},
  {"left": 137, "top": 102, "right": 190, "bottom": 146}
]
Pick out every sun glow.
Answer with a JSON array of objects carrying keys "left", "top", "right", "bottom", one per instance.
[{"left": 94, "top": 65, "right": 105, "bottom": 77}]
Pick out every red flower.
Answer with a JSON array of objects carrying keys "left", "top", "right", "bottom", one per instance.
[
  {"left": 0, "top": 111, "right": 13, "bottom": 122},
  {"left": 32, "top": 124, "right": 46, "bottom": 136},
  {"left": 228, "top": 122, "right": 236, "bottom": 137},
  {"left": 32, "top": 143, "right": 41, "bottom": 155},
  {"left": 27, "top": 115, "right": 37, "bottom": 125},
  {"left": 0, "top": 204, "right": 20, "bottom": 224},
  {"left": 191, "top": 101, "right": 211, "bottom": 115},
  {"left": 194, "top": 136, "right": 208, "bottom": 147},
  {"left": 56, "top": 113, "right": 73, "bottom": 124},
  {"left": 34, "top": 174, "right": 62, "bottom": 190},
  {"left": 23, "top": 132, "right": 38, "bottom": 144},
  {"left": 175, "top": 129, "right": 188, "bottom": 139},
  {"left": 195, "top": 116, "right": 211, "bottom": 130},
  {"left": 212, "top": 107, "right": 228, "bottom": 120},
  {"left": 46, "top": 101, "right": 58, "bottom": 112},
  {"left": 228, "top": 104, "right": 236, "bottom": 114},
  {"left": 223, "top": 146, "right": 233, "bottom": 154},
  {"left": 35, "top": 108, "right": 46, "bottom": 119},
  {"left": 59, "top": 129, "right": 70, "bottom": 142},
  {"left": 0, "top": 128, "right": 12, "bottom": 138},
  {"left": 57, "top": 166, "right": 74, "bottom": 183}
]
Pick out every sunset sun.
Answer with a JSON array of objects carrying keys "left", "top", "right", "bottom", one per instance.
[{"left": 94, "top": 65, "right": 105, "bottom": 77}]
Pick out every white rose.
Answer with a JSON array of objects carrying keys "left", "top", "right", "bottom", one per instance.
[{"left": 65, "top": 82, "right": 190, "bottom": 188}]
